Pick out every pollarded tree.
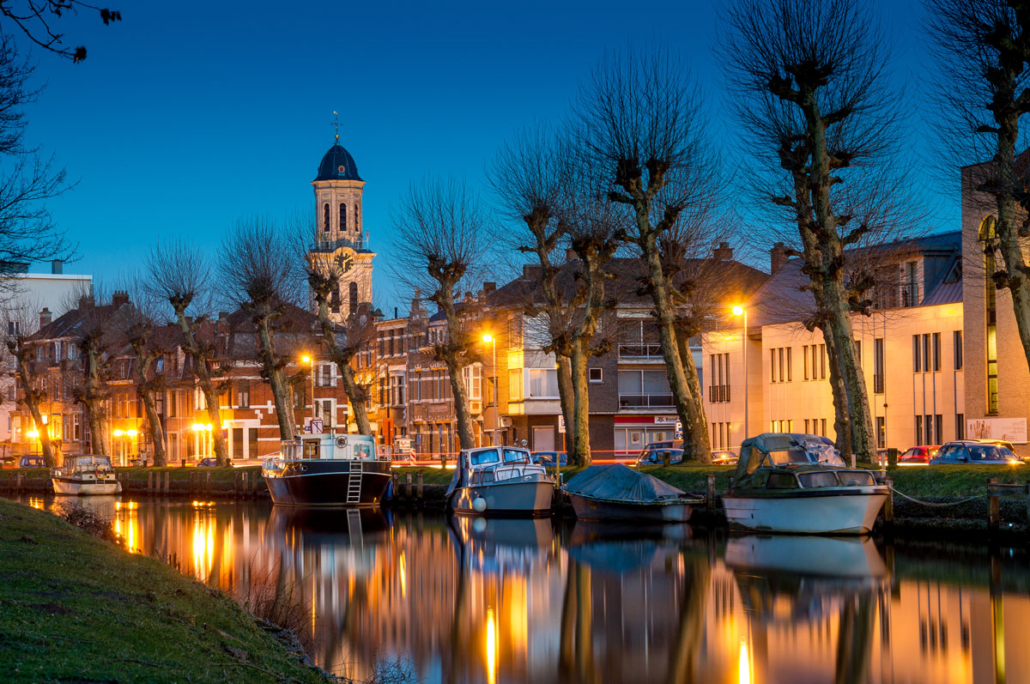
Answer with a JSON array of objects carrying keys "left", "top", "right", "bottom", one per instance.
[
  {"left": 122, "top": 280, "right": 168, "bottom": 466},
  {"left": 393, "top": 179, "right": 487, "bottom": 451},
  {"left": 721, "top": 0, "right": 903, "bottom": 461},
  {"left": 927, "top": 0, "right": 1030, "bottom": 386},
  {"left": 220, "top": 218, "right": 300, "bottom": 441},
  {"left": 575, "top": 48, "right": 719, "bottom": 463},
  {"left": 145, "top": 241, "right": 230, "bottom": 465},
  {"left": 3, "top": 302, "right": 55, "bottom": 465}
]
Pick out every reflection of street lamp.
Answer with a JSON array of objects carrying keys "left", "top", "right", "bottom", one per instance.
[
  {"left": 301, "top": 354, "right": 315, "bottom": 428},
  {"left": 731, "top": 305, "right": 748, "bottom": 443},
  {"left": 482, "top": 333, "right": 497, "bottom": 446}
]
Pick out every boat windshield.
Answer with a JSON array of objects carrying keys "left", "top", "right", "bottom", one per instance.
[
  {"left": 470, "top": 448, "right": 501, "bottom": 466},
  {"left": 503, "top": 449, "right": 529, "bottom": 464}
]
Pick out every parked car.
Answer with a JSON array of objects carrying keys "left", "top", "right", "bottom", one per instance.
[
  {"left": 929, "top": 442, "right": 1021, "bottom": 465},
  {"left": 18, "top": 455, "right": 46, "bottom": 468},
  {"left": 976, "top": 438, "right": 1015, "bottom": 452},
  {"left": 1, "top": 454, "right": 16, "bottom": 469},
  {"left": 643, "top": 439, "right": 683, "bottom": 451},
  {"left": 532, "top": 451, "right": 568, "bottom": 467},
  {"left": 197, "top": 457, "right": 218, "bottom": 467},
  {"left": 710, "top": 450, "right": 738, "bottom": 465},
  {"left": 637, "top": 448, "right": 685, "bottom": 466},
  {"left": 898, "top": 446, "right": 940, "bottom": 464}
]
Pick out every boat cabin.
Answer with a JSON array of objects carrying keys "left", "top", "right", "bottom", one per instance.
[
  {"left": 58, "top": 455, "right": 115, "bottom": 473},
  {"left": 732, "top": 433, "right": 877, "bottom": 490},
  {"left": 279, "top": 433, "right": 381, "bottom": 462},
  {"left": 462, "top": 447, "right": 543, "bottom": 485}
]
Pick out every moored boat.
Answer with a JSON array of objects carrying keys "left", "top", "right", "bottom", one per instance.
[
  {"left": 446, "top": 446, "right": 554, "bottom": 517},
  {"left": 262, "top": 433, "right": 391, "bottom": 507},
  {"left": 722, "top": 433, "right": 889, "bottom": 535},
  {"left": 562, "top": 464, "right": 704, "bottom": 523},
  {"left": 51, "top": 455, "right": 122, "bottom": 496}
]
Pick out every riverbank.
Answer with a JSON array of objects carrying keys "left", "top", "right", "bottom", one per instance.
[{"left": 0, "top": 497, "right": 328, "bottom": 682}]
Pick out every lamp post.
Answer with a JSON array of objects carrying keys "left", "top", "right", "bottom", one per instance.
[
  {"left": 482, "top": 333, "right": 498, "bottom": 446},
  {"left": 302, "top": 354, "right": 315, "bottom": 429},
  {"left": 731, "top": 305, "right": 748, "bottom": 444}
]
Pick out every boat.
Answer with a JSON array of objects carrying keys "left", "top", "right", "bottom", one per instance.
[
  {"left": 722, "top": 433, "right": 889, "bottom": 535},
  {"left": 562, "top": 464, "right": 704, "bottom": 523},
  {"left": 51, "top": 455, "right": 122, "bottom": 496},
  {"left": 261, "top": 433, "right": 391, "bottom": 507},
  {"left": 445, "top": 446, "right": 554, "bottom": 516}
]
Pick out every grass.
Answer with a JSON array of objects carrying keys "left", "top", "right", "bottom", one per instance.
[
  {"left": 0, "top": 497, "right": 326, "bottom": 683},
  {"left": 885, "top": 465, "right": 1030, "bottom": 498}
]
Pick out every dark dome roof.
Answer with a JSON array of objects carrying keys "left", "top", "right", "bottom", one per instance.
[{"left": 314, "top": 142, "right": 362, "bottom": 182}]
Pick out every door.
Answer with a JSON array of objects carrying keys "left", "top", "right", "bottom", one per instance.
[
  {"left": 232, "top": 428, "right": 243, "bottom": 460},
  {"left": 533, "top": 426, "right": 555, "bottom": 452}
]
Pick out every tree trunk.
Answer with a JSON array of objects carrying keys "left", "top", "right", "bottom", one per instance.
[
  {"left": 569, "top": 341, "right": 592, "bottom": 466},
  {"left": 675, "top": 329, "right": 709, "bottom": 451},
  {"left": 174, "top": 311, "right": 228, "bottom": 466},
  {"left": 14, "top": 350, "right": 56, "bottom": 467},
  {"left": 556, "top": 354, "right": 576, "bottom": 458},
  {"left": 823, "top": 333, "right": 853, "bottom": 461},
  {"left": 339, "top": 363, "right": 372, "bottom": 435},
  {"left": 639, "top": 231, "right": 710, "bottom": 463},
  {"left": 444, "top": 356, "right": 476, "bottom": 450},
  {"left": 141, "top": 386, "right": 167, "bottom": 466},
  {"left": 86, "top": 400, "right": 106, "bottom": 457},
  {"left": 256, "top": 313, "right": 295, "bottom": 440}
]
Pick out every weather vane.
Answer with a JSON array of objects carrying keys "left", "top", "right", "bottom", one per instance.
[{"left": 331, "top": 110, "right": 341, "bottom": 141}]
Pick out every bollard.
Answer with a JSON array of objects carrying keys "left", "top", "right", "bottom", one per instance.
[
  {"left": 706, "top": 474, "right": 716, "bottom": 517},
  {"left": 418, "top": 472, "right": 424, "bottom": 504},
  {"left": 440, "top": 454, "right": 447, "bottom": 469},
  {"left": 406, "top": 473, "right": 413, "bottom": 500},
  {"left": 663, "top": 452, "right": 671, "bottom": 467},
  {"left": 884, "top": 477, "right": 894, "bottom": 527},
  {"left": 147, "top": 471, "right": 153, "bottom": 494},
  {"left": 988, "top": 478, "right": 1000, "bottom": 534}
]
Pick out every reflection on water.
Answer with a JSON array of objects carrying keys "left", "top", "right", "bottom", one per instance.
[{"left": 13, "top": 494, "right": 1030, "bottom": 683}]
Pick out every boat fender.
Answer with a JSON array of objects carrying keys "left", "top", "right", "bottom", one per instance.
[
  {"left": 472, "top": 517, "right": 487, "bottom": 533},
  {"left": 472, "top": 497, "right": 487, "bottom": 513}
]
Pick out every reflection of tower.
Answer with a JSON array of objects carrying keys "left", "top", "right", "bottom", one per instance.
[{"left": 308, "top": 118, "right": 375, "bottom": 322}]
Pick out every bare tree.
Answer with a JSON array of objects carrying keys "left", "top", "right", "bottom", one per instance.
[
  {"left": 123, "top": 277, "right": 168, "bottom": 466},
  {"left": 721, "top": 0, "right": 904, "bottom": 461},
  {"left": 575, "top": 48, "right": 719, "bottom": 462},
  {"left": 0, "top": 2, "right": 121, "bottom": 62},
  {"left": 293, "top": 217, "right": 377, "bottom": 436},
  {"left": 220, "top": 218, "right": 299, "bottom": 441},
  {"left": 927, "top": 0, "right": 1030, "bottom": 382},
  {"left": 3, "top": 302, "right": 55, "bottom": 465},
  {"left": 393, "top": 179, "right": 487, "bottom": 450},
  {"left": 145, "top": 241, "right": 230, "bottom": 465}
]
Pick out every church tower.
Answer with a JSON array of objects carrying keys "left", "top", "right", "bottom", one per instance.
[{"left": 308, "top": 125, "right": 375, "bottom": 322}]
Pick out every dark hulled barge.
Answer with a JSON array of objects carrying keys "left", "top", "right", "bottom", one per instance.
[{"left": 262, "top": 433, "right": 391, "bottom": 507}]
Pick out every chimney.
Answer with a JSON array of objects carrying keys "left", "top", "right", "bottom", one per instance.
[
  {"left": 713, "top": 241, "right": 733, "bottom": 261},
  {"left": 112, "top": 290, "right": 130, "bottom": 307},
  {"left": 770, "top": 242, "right": 790, "bottom": 275},
  {"left": 483, "top": 282, "right": 496, "bottom": 294},
  {"left": 39, "top": 307, "right": 52, "bottom": 329},
  {"left": 51, "top": 259, "right": 63, "bottom": 275},
  {"left": 522, "top": 263, "right": 542, "bottom": 280},
  {"left": 218, "top": 311, "right": 229, "bottom": 322}
]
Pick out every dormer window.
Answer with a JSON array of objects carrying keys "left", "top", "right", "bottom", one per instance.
[{"left": 323, "top": 203, "right": 330, "bottom": 233}]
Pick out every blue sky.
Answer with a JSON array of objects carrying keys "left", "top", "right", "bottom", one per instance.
[{"left": 19, "top": 0, "right": 940, "bottom": 313}]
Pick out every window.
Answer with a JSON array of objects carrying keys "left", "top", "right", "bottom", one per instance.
[
  {"left": 803, "top": 345, "right": 809, "bottom": 380},
  {"left": 778, "top": 348, "right": 784, "bottom": 383},
  {"left": 954, "top": 331, "right": 963, "bottom": 370},
  {"left": 786, "top": 348, "right": 792, "bottom": 382},
  {"left": 925, "top": 414, "right": 934, "bottom": 446},
  {"left": 323, "top": 203, "right": 330, "bottom": 232},
  {"left": 249, "top": 427, "right": 258, "bottom": 459},
  {"left": 339, "top": 203, "right": 347, "bottom": 231},
  {"left": 932, "top": 333, "right": 941, "bottom": 371},
  {"left": 588, "top": 368, "right": 603, "bottom": 383},
  {"left": 915, "top": 416, "right": 923, "bottom": 446},
  {"left": 528, "top": 369, "right": 559, "bottom": 398},
  {"left": 804, "top": 419, "right": 810, "bottom": 433},
  {"left": 934, "top": 414, "right": 943, "bottom": 445},
  {"left": 770, "top": 349, "right": 776, "bottom": 383},
  {"left": 913, "top": 335, "right": 921, "bottom": 372},
  {"left": 819, "top": 344, "right": 826, "bottom": 379},
  {"left": 7, "top": 320, "right": 19, "bottom": 336},
  {"left": 854, "top": 340, "right": 861, "bottom": 363},
  {"left": 903, "top": 261, "right": 918, "bottom": 306},
  {"left": 923, "top": 334, "right": 930, "bottom": 373},
  {"left": 355, "top": 202, "right": 361, "bottom": 232},
  {"left": 462, "top": 365, "right": 482, "bottom": 401},
  {"left": 876, "top": 417, "right": 885, "bottom": 448},
  {"left": 873, "top": 338, "right": 884, "bottom": 394},
  {"left": 820, "top": 418, "right": 826, "bottom": 437},
  {"left": 349, "top": 282, "right": 358, "bottom": 316},
  {"left": 956, "top": 413, "right": 965, "bottom": 440},
  {"left": 508, "top": 369, "right": 523, "bottom": 401}
]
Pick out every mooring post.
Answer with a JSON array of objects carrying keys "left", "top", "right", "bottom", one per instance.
[
  {"left": 440, "top": 454, "right": 447, "bottom": 468},
  {"left": 417, "top": 472, "right": 424, "bottom": 504},
  {"left": 163, "top": 470, "right": 170, "bottom": 494},
  {"left": 706, "top": 474, "right": 716, "bottom": 517},
  {"left": 147, "top": 471, "right": 153, "bottom": 494},
  {"left": 988, "top": 477, "right": 1000, "bottom": 534},
  {"left": 406, "top": 473, "right": 413, "bottom": 500},
  {"left": 884, "top": 477, "right": 894, "bottom": 528}
]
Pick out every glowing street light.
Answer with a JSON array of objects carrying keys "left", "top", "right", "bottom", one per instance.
[
  {"left": 482, "top": 332, "right": 498, "bottom": 446},
  {"left": 300, "top": 353, "right": 315, "bottom": 429},
  {"left": 731, "top": 305, "right": 748, "bottom": 442}
]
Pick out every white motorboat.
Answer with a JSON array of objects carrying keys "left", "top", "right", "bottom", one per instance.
[
  {"left": 51, "top": 455, "right": 122, "bottom": 496},
  {"left": 445, "top": 446, "right": 554, "bottom": 517},
  {"left": 722, "top": 433, "right": 888, "bottom": 535}
]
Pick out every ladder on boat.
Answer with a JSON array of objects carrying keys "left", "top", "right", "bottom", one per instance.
[{"left": 346, "top": 462, "right": 363, "bottom": 505}]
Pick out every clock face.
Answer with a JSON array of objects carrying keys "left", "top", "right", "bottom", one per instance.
[{"left": 336, "top": 253, "right": 353, "bottom": 273}]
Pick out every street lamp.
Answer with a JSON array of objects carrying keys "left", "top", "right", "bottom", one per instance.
[
  {"left": 731, "top": 305, "right": 748, "bottom": 444},
  {"left": 482, "top": 333, "right": 498, "bottom": 446},
  {"left": 301, "top": 354, "right": 315, "bottom": 429}
]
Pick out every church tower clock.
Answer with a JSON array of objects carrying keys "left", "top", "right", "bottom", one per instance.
[{"left": 308, "top": 118, "right": 375, "bottom": 322}]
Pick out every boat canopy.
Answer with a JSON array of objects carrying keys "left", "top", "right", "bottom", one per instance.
[
  {"left": 733, "top": 433, "right": 844, "bottom": 483},
  {"left": 67, "top": 455, "right": 113, "bottom": 468},
  {"left": 564, "top": 464, "right": 686, "bottom": 503}
]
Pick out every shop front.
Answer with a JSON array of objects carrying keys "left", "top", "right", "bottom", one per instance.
[{"left": 613, "top": 415, "right": 679, "bottom": 457}]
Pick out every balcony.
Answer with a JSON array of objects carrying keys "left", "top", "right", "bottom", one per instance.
[
  {"left": 619, "top": 393, "right": 675, "bottom": 409},
  {"left": 310, "top": 235, "right": 367, "bottom": 253},
  {"left": 618, "top": 344, "right": 664, "bottom": 362},
  {"left": 708, "top": 385, "right": 730, "bottom": 403}
]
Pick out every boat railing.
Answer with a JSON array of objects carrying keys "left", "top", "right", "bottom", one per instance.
[{"left": 469, "top": 463, "right": 542, "bottom": 485}]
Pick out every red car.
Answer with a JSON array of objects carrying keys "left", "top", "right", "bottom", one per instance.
[{"left": 898, "top": 445, "right": 940, "bottom": 464}]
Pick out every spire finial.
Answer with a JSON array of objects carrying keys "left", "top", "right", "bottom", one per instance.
[{"left": 331, "top": 110, "right": 340, "bottom": 142}]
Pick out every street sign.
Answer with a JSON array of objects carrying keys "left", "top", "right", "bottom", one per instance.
[
  {"left": 311, "top": 418, "right": 324, "bottom": 434},
  {"left": 558, "top": 415, "right": 566, "bottom": 433},
  {"left": 675, "top": 421, "right": 682, "bottom": 439}
]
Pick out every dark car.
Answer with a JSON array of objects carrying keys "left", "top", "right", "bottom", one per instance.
[
  {"left": 1, "top": 454, "right": 16, "bottom": 469},
  {"left": 18, "top": 455, "right": 46, "bottom": 468},
  {"left": 197, "top": 457, "right": 218, "bottom": 467},
  {"left": 636, "top": 448, "right": 685, "bottom": 466},
  {"left": 532, "top": 451, "right": 568, "bottom": 467},
  {"left": 929, "top": 442, "right": 1021, "bottom": 466},
  {"left": 710, "top": 450, "right": 738, "bottom": 465}
]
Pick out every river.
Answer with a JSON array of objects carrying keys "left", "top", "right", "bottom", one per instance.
[{"left": 10, "top": 494, "right": 1030, "bottom": 683}]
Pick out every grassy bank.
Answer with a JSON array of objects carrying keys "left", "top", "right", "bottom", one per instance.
[{"left": 0, "top": 498, "right": 325, "bottom": 682}]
